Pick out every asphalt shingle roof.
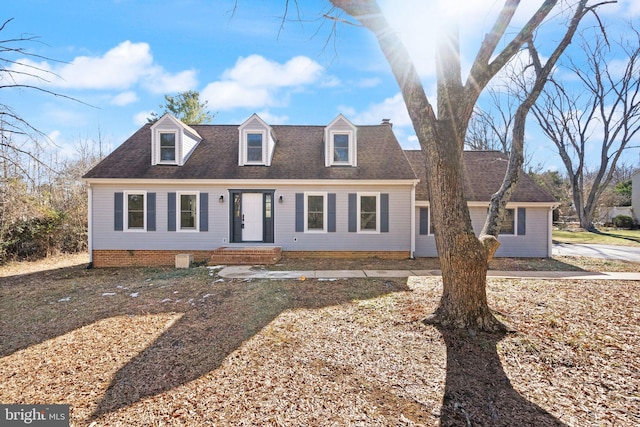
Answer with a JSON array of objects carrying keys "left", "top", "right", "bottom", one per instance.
[
  {"left": 83, "top": 123, "right": 555, "bottom": 204},
  {"left": 404, "top": 150, "right": 556, "bottom": 203},
  {"left": 83, "top": 124, "right": 417, "bottom": 181}
]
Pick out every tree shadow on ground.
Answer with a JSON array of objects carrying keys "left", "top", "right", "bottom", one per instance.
[
  {"left": 435, "top": 326, "right": 566, "bottom": 426},
  {"left": 91, "top": 277, "right": 407, "bottom": 418}
]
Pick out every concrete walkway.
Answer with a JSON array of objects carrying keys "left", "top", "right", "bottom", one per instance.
[{"left": 218, "top": 265, "right": 640, "bottom": 281}]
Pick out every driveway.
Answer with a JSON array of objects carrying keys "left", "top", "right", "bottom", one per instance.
[{"left": 553, "top": 243, "right": 640, "bottom": 263}]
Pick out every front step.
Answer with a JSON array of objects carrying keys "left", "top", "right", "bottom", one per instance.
[{"left": 210, "top": 246, "right": 282, "bottom": 265}]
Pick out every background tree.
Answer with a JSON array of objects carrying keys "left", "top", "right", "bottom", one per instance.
[
  {"left": 1, "top": 18, "right": 84, "bottom": 182},
  {"left": 147, "top": 90, "right": 214, "bottom": 124},
  {"left": 327, "top": 0, "right": 604, "bottom": 330},
  {"left": 531, "top": 26, "right": 640, "bottom": 231}
]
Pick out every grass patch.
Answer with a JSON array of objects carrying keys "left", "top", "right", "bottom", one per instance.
[{"left": 553, "top": 228, "right": 640, "bottom": 246}]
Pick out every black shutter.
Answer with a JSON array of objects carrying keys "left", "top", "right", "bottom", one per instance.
[
  {"left": 380, "top": 193, "right": 389, "bottom": 232},
  {"left": 517, "top": 207, "right": 526, "bottom": 235},
  {"left": 114, "top": 192, "right": 123, "bottom": 231},
  {"left": 147, "top": 192, "right": 156, "bottom": 231},
  {"left": 295, "top": 193, "right": 304, "bottom": 232},
  {"left": 419, "top": 207, "right": 429, "bottom": 235},
  {"left": 200, "top": 193, "right": 208, "bottom": 231},
  {"left": 168, "top": 192, "right": 176, "bottom": 231},
  {"left": 348, "top": 193, "right": 357, "bottom": 232},
  {"left": 328, "top": 193, "right": 336, "bottom": 232}
]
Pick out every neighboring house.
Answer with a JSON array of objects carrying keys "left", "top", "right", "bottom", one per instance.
[{"left": 83, "top": 113, "right": 557, "bottom": 267}]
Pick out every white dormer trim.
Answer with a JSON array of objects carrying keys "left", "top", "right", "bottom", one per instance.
[
  {"left": 150, "top": 114, "right": 202, "bottom": 166},
  {"left": 325, "top": 114, "right": 357, "bottom": 167},
  {"left": 238, "top": 113, "right": 276, "bottom": 166}
]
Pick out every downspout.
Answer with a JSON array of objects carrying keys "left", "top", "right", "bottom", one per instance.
[
  {"left": 410, "top": 181, "right": 417, "bottom": 259},
  {"left": 87, "top": 184, "right": 93, "bottom": 268},
  {"left": 547, "top": 206, "right": 553, "bottom": 258}
]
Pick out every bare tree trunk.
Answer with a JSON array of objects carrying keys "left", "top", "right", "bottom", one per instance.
[{"left": 328, "top": 0, "right": 597, "bottom": 331}]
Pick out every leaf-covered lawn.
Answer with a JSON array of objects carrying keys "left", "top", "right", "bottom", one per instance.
[{"left": 1, "top": 256, "right": 639, "bottom": 426}]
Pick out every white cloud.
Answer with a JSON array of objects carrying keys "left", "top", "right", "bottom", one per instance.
[
  {"left": 202, "top": 81, "right": 273, "bottom": 110},
  {"left": 356, "top": 77, "right": 382, "bottom": 88},
  {"left": 9, "top": 41, "right": 197, "bottom": 94},
  {"left": 134, "top": 110, "right": 153, "bottom": 126},
  {"left": 111, "top": 91, "right": 138, "bottom": 106},
  {"left": 201, "top": 54, "right": 324, "bottom": 111},
  {"left": 255, "top": 110, "right": 289, "bottom": 124},
  {"left": 222, "top": 55, "right": 323, "bottom": 88},
  {"left": 321, "top": 75, "right": 342, "bottom": 88},
  {"left": 48, "top": 130, "right": 61, "bottom": 143},
  {"left": 142, "top": 68, "right": 198, "bottom": 94},
  {"left": 350, "top": 93, "right": 412, "bottom": 127}
]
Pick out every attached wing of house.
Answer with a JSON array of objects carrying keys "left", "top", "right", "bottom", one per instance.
[
  {"left": 405, "top": 150, "right": 557, "bottom": 258},
  {"left": 83, "top": 113, "right": 556, "bottom": 267}
]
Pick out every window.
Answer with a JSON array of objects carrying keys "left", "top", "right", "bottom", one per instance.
[
  {"left": 160, "top": 132, "right": 176, "bottom": 162},
  {"left": 247, "top": 133, "right": 263, "bottom": 162},
  {"left": 125, "top": 192, "right": 145, "bottom": 231},
  {"left": 333, "top": 134, "right": 349, "bottom": 163},
  {"left": 359, "top": 193, "right": 378, "bottom": 232},
  {"left": 499, "top": 208, "right": 515, "bottom": 235},
  {"left": 304, "top": 193, "right": 327, "bottom": 232},
  {"left": 179, "top": 193, "right": 198, "bottom": 231}
]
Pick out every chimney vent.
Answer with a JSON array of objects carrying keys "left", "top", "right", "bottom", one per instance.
[{"left": 381, "top": 118, "right": 392, "bottom": 127}]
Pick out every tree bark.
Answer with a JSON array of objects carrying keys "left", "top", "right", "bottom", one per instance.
[{"left": 328, "top": 0, "right": 593, "bottom": 331}]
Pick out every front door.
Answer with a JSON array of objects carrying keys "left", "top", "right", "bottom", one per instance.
[{"left": 241, "top": 193, "right": 263, "bottom": 241}]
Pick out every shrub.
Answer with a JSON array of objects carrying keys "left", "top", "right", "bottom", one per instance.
[{"left": 612, "top": 214, "right": 634, "bottom": 229}]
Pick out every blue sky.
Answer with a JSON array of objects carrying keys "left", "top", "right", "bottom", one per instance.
[{"left": 3, "top": 0, "right": 639, "bottom": 171}]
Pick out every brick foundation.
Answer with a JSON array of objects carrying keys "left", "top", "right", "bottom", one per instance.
[
  {"left": 92, "top": 250, "right": 215, "bottom": 268},
  {"left": 92, "top": 249, "right": 410, "bottom": 267},
  {"left": 282, "top": 251, "right": 411, "bottom": 260}
]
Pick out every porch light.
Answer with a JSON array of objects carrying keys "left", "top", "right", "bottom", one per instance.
[
  {"left": 219, "top": 195, "right": 224, "bottom": 203},
  {"left": 279, "top": 195, "right": 283, "bottom": 203}
]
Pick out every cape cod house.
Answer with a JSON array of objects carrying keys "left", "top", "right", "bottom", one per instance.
[{"left": 82, "top": 113, "right": 557, "bottom": 267}]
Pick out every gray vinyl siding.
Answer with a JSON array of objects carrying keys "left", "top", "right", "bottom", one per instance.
[
  {"left": 277, "top": 185, "right": 411, "bottom": 251},
  {"left": 92, "top": 184, "right": 227, "bottom": 251},
  {"left": 90, "top": 183, "right": 413, "bottom": 253},
  {"left": 414, "top": 205, "right": 552, "bottom": 258}
]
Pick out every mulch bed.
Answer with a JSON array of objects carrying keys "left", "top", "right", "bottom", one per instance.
[{"left": 1, "top": 255, "right": 639, "bottom": 426}]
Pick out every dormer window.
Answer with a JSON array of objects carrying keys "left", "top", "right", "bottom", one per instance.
[
  {"left": 238, "top": 114, "right": 275, "bottom": 166},
  {"left": 150, "top": 114, "right": 201, "bottom": 166},
  {"left": 325, "top": 114, "right": 357, "bottom": 167},
  {"left": 159, "top": 132, "right": 176, "bottom": 162},
  {"left": 247, "top": 133, "right": 264, "bottom": 162},
  {"left": 333, "top": 133, "right": 350, "bottom": 163}
]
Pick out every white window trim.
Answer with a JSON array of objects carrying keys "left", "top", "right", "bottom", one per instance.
[
  {"left": 124, "top": 191, "right": 147, "bottom": 232},
  {"left": 242, "top": 130, "right": 267, "bottom": 165},
  {"left": 330, "top": 131, "right": 352, "bottom": 165},
  {"left": 304, "top": 192, "right": 328, "bottom": 233},
  {"left": 157, "top": 130, "right": 179, "bottom": 165},
  {"left": 357, "top": 192, "right": 380, "bottom": 233},
  {"left": 177, "top": 191, "right": 200, "bottom": 232}
]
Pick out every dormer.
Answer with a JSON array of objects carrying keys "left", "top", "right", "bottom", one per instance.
[
  {"left": 324, "top": 114, "right": 357, "bottom": 167},
  {"left": 150, "top": 114, "right": 202, "bottom": 166},
  {"left": 238, "top": 113, "right": 276, "bottom": 166}
]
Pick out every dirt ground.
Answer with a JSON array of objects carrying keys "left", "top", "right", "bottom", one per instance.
[{"left": 1, "top": 254, "right": 639, "bottom": 426}]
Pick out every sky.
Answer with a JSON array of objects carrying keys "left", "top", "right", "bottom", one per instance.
[{"left": 3, "top": 0, "right": 640, "bottom": 171}]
